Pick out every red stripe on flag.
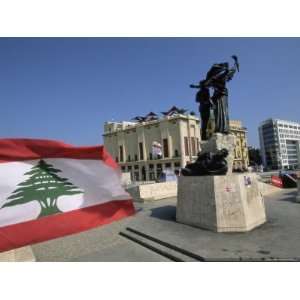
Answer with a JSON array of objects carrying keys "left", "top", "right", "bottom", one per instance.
[
  {"left": 0, "top": 138, "right": 118, "bottom": 169},
  {"left": 0, "top": 199, "right": 135, "bottom": 253}
]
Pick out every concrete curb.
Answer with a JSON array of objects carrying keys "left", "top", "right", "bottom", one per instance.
[{"left": 0, "top": 246, "right": 36, "bottom": 262}]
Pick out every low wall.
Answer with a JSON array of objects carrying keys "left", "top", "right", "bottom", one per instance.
[
  {"left": 127, "top": 181, "right": 177, "bottom": 202},
  {"left": 127, "top": 177, "right": 280, "bottom": 203},
  {"left": 0, "top": 246, "right": 35, "bottom": 262}
]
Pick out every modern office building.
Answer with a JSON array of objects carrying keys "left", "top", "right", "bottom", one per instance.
[
  {"left": 103, "top": 108, "right": 249, "bottom": 180},
  {"left": 258, "top": 118, "right": 300, "bottom": 170}
]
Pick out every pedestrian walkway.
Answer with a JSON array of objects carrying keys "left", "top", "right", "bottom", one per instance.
[{"left": 3, "top": 188, "right": 299, "bottom": 261}]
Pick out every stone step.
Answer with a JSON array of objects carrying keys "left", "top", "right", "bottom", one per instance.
[{"left": 119, "top": 227, "right": 204, "bottom": 262}]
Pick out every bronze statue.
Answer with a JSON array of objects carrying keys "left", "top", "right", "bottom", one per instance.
[
  {"left": 181, "top": 148, "right": 229, "bottom": 176},
  {"left": 190, "top": 55, "right": 239, "bottom": 140},
  {"left": 190, "top": 80, "right": 213, "bottom": 140}
]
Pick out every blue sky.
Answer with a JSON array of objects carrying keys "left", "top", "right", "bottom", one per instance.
[{"left": 0, "top": 38, "right": 299, "bottom": 147}]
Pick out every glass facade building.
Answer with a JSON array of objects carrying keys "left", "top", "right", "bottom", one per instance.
[{"left": 259, "top": 119, "right": 300, "bottom": 170}]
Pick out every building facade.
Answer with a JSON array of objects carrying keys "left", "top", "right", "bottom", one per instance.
[
  {"left": 207, "top": 118, "right": 249, "bottom": 170},
  {"left": 103, "top": 113, "right": 249, "bottom": 180},
  {"left": 248, "top": 146, "right": 262, "bottom": 166},
  {"left": 229, "top": 120, "right": 249, "bottom": 170},
  {"left": 258, "top": 118, "right": 300, "bottom": 170},
  {"left": 103, "top": 114, "right": 201, "bottom": 181}
]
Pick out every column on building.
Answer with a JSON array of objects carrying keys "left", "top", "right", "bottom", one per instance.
[
  {"left": 178, "top": 119, "right": 188, "bottom": 168},
  {"left": 136, "top": 126, "right": 144, "bottom": 181}
]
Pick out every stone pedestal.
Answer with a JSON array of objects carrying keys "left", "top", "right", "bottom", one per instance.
[
  {"left": 176, "top": 173, "right": 267, "bottom": 232},
  {"left": 200, "top": 133, "right": 236, "bottom": 174}
]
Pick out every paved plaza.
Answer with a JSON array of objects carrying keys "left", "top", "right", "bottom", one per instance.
[{"left": 25, "top": 188, "right": 300, "bottom": 262}]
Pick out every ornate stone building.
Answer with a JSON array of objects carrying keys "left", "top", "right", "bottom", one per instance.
[
  {"left": 103, "top": 112, "right": 200, "bottom": 181},
  {"left": 229, "top": 120, "right": 249, "bottom": 170}
]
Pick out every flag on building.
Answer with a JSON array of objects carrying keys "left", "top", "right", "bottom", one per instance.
[
  {"left": 152, "top": 141, "right": 162, "bottom": 158},
  {"left": 0, "top": 139, "right": 135, "bottom": 252}
]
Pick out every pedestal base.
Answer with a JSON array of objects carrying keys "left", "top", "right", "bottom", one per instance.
[
  {"left": 296, "top": 178, "right": 300, "bottom": 203},
  {"left": 176, "top": 173, "right": 266, "bottom": 232}
]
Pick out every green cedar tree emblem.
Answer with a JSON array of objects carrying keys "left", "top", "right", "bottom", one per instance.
[{"left": 1, "top": 159, "right": 83, "bottom": 218}]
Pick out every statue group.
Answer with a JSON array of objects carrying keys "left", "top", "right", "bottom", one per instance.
[
  {"left": 181, "top": 148, "right": 229, "bottom": 176},
  {"left": 190, "top": 55, "right": 239, "bottom": 141},
  {"left": 182, "top": 56, "right": 239, "bottom": 176},
  {"left": 177, "top": 57, "right": 267, "bottom": 233}
]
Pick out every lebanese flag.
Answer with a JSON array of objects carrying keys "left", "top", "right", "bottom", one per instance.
[{"left": 0, "top": 139, "right": 135, "bottom": 252}]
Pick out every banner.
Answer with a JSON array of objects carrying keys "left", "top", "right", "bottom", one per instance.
[{"left": 0, "top": 139, "right": 135, "bottom": 252}]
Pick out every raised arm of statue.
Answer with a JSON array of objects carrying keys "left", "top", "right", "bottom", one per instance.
[
  {"left": 225, "top": 55, "right": 239, "bottom": 82},
  {"left": 225, "top": 68, "right": 236, "bottom": 82}
]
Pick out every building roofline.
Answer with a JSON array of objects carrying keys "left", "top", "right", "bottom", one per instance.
[
  {"left": 103, "top": 116, "right": 248, "bottom": 136},
  {"left": 103, "top": 114, "right": 200, "bottom": 135},
  {"left": 259, "top": 118, "right": 300, "bottom": 127}
]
